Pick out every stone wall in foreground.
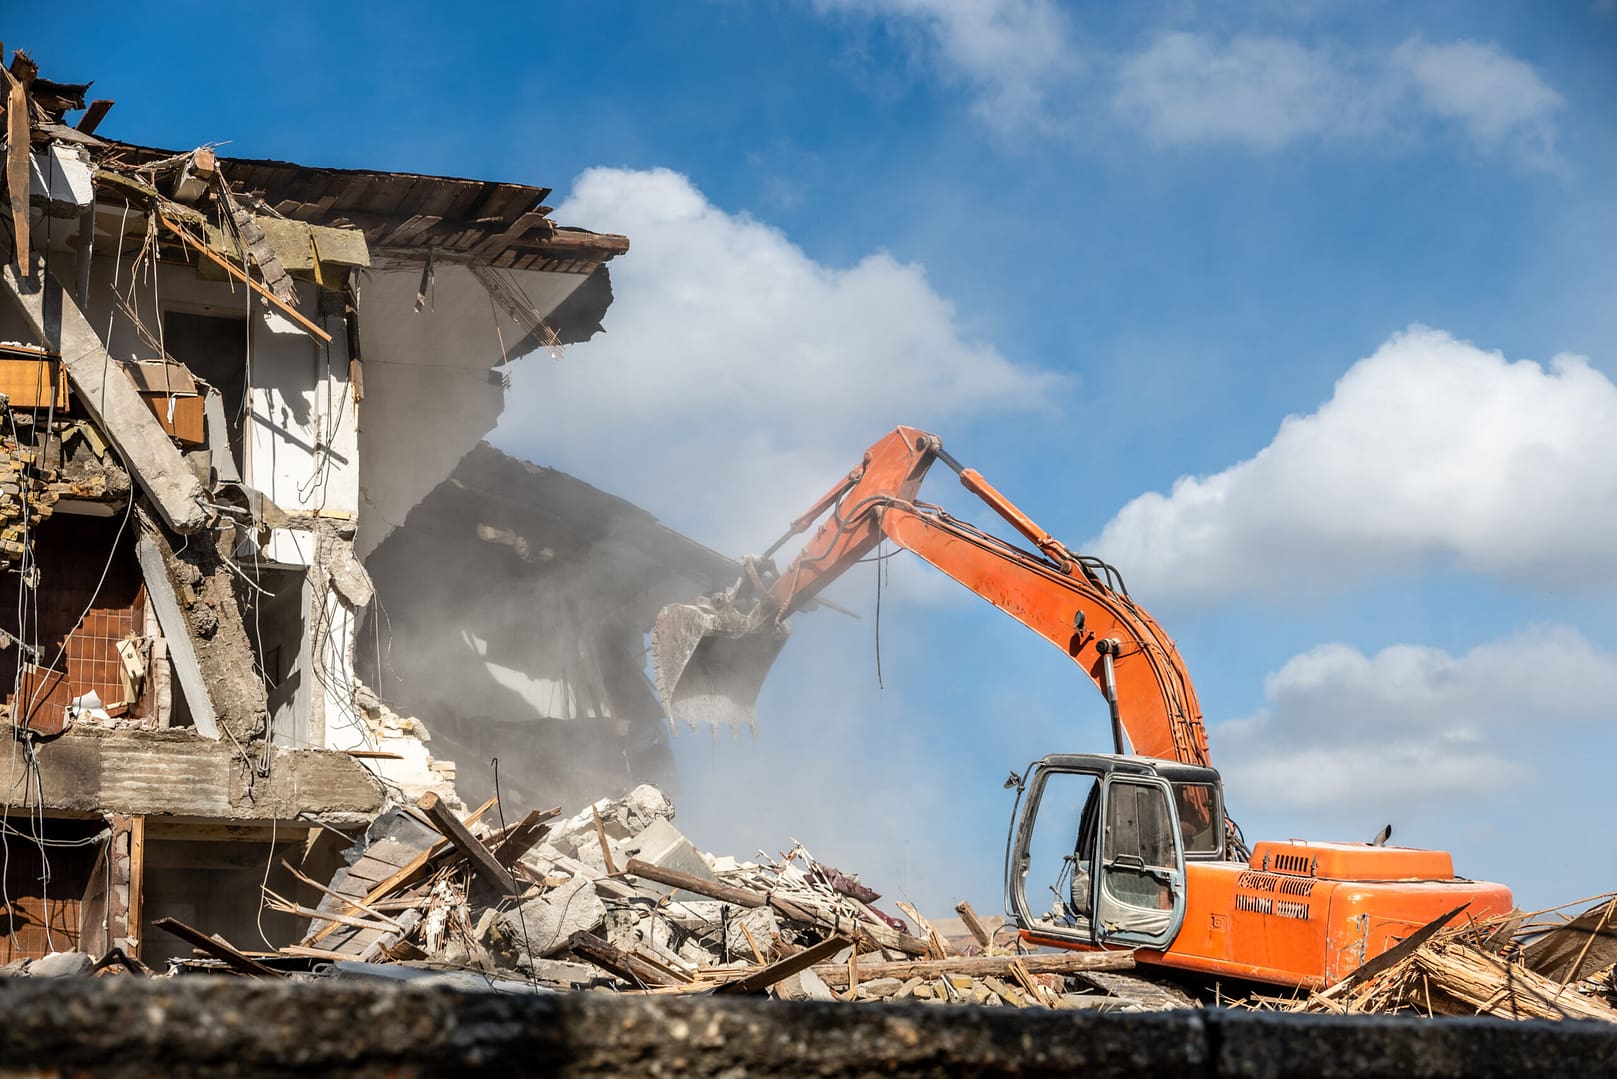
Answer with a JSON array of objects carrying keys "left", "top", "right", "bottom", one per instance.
[{"left": 2, "top": 978, "right": 1616, "bottom": 1078}]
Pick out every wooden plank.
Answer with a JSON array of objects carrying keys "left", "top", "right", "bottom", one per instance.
[
  {"left": 278, "top": 944, "right": 356, "bottom": 961},
  {"left": 279, "top": 859, "right": 405, "bottom": 930},
  {"left": 152, "top": 917, "right": 281, "bottom": 977},
  {"left": 76, "top": 99, "right": 113, "bottom": 134},
  {"left": 624, "top": 859, "right": 765, "bottom": 908},
  {"left": 488, "top": 806, "right": 560, "bottom": 867},
  {"left": 155, "top": 213, "right": 332, "bottom": 342},
  {"left": 127, "top": 816, "right": 145, "bottom": 961},
  {"left": 955, "top": 901, "right": 994, "bottom": 950},
  {"left": 897, "top": 901, "right": 952, "bottom": 960},
  {"left": 306, "top": 795, "right": 497, "bottom": 945},
  {"left": 417, "top": 791, "right": 518, "bottom": 896},
  {"left": 591, "top": 806, "right": 619, "bottom": 875},
  {"left": 5, "top": 68, "right": 30, "bottom": 277},
  {"left": 813, "top": 948, "right": 1135, "bottom": 989},
  {"left": 567, "top": 930, "right": 678, "bottom": 988},
  {"left": 714, "top": 935, "right": 853, "bottom": 996}
]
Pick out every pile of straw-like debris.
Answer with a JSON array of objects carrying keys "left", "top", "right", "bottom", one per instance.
[{"left": 1283, "top": 895, "right": 1617, "bottom": 1021}]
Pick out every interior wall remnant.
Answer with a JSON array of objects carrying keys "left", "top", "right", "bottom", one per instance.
[
  {"left": 0, "top": 815, "right": 107, "bottom": 964},
  {"left": 75, "top": 249, "right": 360, "bottom": 520},
  {"left": 244, "top": 520, "right": 372, "bottom": 756},
  {"left": 240, "top": 564, "right": 312, "bottom": 749},
  {"left": 1, "top": 514, "right": 148, "bottom": 735},
  {"left": 162, "top": 311, "right": 248, "bottom": 468},
  {"left": 140, "top": 833, "right": 306, "bottom": 972}
]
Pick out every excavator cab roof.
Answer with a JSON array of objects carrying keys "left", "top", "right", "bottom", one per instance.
[{"left": 1032, "top": 753, "right": 1221, "bottom": 787}]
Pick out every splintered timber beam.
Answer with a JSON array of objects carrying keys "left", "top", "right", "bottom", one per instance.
[
  {"left": 155, "top": 213, "right": 332, "bottom": 343},
  {"left": 713, "top": 934, "right": 853, "bottom": 996},
  {"left": 4, "top": 66, "right": 28, "bottom": 265},
  {"left": 307, "top": 795, "right": 499, "bottom": 947},
  {"left": 955, "top": 901, "right": 995, "bottom": 950},
  {"left": 0, "top": 265, "right": 210, "bottom": 533},
  {"left": 567, "top": 930, "right": 680, "bottom": 988},
  {"left": 77, "top": 99, "right": 113, "bottom": 134},
  {"left": 417, "top": 792, "right": 519, "bottom": 896},
  {"left": 812, "top": 948, "right": 1136, "bottom": 989},
  {"left": 623, "top": 859, "right": 931, "bottom": 957},
  {"left": 153, "top": 917, "right": 282, "bottom": 978}
]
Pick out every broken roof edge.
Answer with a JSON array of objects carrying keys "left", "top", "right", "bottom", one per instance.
[{"left": 99, "top": 141, "right": 630, "bottom": 268}]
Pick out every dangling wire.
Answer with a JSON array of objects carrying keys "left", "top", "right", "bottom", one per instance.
[{"left": 874, "top": 541, "right": 886, "bottom": 690}]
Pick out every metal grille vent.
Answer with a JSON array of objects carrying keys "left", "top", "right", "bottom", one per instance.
[
  {"left": 1235, "top": 894, "right": 1275, "bottom": 915},
  {"left": 1237, "top": 871, "right": 1283, "bottom": 891},
  {"left": 1275, "top": 900, "right": 1311, "bottom": 921},
  {"left": 1272, "top": 853, "right": 1314, "bottom": 875},
  {"left": 1278, "top": 878, "right": 1317, "bottom": 897}
]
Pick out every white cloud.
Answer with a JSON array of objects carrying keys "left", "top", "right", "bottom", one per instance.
[
  {"left": 1215, "top": 626, "right": 1617, "bottom": 810},
  {"left": 1091, "top": 326, "right": 1617, "bottom": 605},
  {"left": 1114, "top": 33, "right": 1369, "bottom": 149},
  {"left": 497, "top": 166, "right": 1064, "bottom": 556},
  {"left": 1114, "top": 32, "right": 1563, "bottom": 168},
  {"left": 808, "top": 0, "right": 1080, "bottom": 130},
  {"left": 1392, "top": 38, "right": 1563, "bottom": 167}
]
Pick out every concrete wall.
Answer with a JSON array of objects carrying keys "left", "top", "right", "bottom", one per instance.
[
  {"left": 353, "top": 260, "right": 585, "bottom": 558},
  {"left": 0, "top": 724, "right": 382, "bottom": 826},
  {"left": 0, "top": 980, "right": 1612, "bottom": 1077}
]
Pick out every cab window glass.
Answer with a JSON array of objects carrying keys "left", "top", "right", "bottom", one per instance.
[{"left": 1172, "top": 782, "right": 1221, "bottom": 855}]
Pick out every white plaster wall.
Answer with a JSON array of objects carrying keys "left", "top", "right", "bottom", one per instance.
[
  {"left": 353, "top": 260, "right": 585, "bottom": 557},
  {"left": 67, "top": 246, "right": 361, "bottom": 517}
]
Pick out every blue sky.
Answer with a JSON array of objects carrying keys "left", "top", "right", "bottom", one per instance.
[{"left": 18, "top": 2, "right": 1616, "bottom": 916}]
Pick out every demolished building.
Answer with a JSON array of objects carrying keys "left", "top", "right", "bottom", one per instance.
[
  {"left": 359, "top": 441, "right": 737, "bottom": 811},
  {"left": 0, "top": 46, "right": 714, "bottom": 969}
]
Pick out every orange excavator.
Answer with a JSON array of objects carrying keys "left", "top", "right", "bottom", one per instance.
[{"left": 652, "top": 426, "right": 1512, "bottom": 988}]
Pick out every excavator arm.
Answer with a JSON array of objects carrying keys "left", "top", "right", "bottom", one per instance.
[{"left": 653, "top": 426, "right": 1210, "bottom": 766}]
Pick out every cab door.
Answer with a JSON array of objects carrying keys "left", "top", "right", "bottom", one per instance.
[
  {"left": 1091, "top": 774, "right": 1187, "bottom": 948},
  {"left": 1004, "top": 756, "right": 1187, "bottom": 951}
]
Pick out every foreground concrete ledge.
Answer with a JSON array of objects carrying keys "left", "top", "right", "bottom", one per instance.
[{"left": 0, "top": 979, "right": 1613, "bottom": 1078}]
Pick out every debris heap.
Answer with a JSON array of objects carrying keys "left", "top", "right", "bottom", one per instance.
[
  {"left": 243, "top": 784, "right": 1146, "bottom": 1008},
  {"left": 1282, "top": 898, "right": 1617, "bottom": 1021}
]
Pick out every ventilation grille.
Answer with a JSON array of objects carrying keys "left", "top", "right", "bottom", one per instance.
[
  {"left": 1275, "top": 900, "right": 1311, "bottom": 921},
  {"left": 1278, "top": 877, "right": 1317, "bottom": 898},
  {"left": 1272, "top": 852, "right": 1315, "bottom": 876},
  {"left": 1235, "top": 894, "right": 1274, "bottom": 915},
  {"left": 1237, "top": 871, "right": 1283, "bottom": 891}
]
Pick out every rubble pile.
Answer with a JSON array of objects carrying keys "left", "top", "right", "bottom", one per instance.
[
  {"left": 250, "top": 784, "right": 1152, "bottom": 1009},
  {"left": 4, "top": 778, "right": 1612, "bottom": 1026},
  {"left": 1281, "top": 897, "right": 1617, "bottom": 1022}
]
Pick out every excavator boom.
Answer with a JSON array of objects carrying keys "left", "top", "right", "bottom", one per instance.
[
  {"left": 652, "top": 426, "right": 1209, "bottom": 765},
  {"left": 655, "top": 425, "right": 1513, "bottom": 990}
]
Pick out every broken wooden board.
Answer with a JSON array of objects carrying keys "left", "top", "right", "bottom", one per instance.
[
  {"left": 153, "top": 917, "right": 281, "bottom": 978},
  {"left": 714, "top": 935, "right": 852, "bottom": 996}
]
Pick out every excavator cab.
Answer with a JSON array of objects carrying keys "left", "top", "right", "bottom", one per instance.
[{"left": 1006, "top": 754, "right": 1212, "bottom": 950}]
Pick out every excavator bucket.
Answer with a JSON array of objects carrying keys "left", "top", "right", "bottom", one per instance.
[{"left": 651, "top": 593, "right": 790, "bottom": 733}]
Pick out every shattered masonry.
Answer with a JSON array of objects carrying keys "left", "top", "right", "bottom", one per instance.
[{"left": 0, "top": 44, "right": 711, "bottom": 968}]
